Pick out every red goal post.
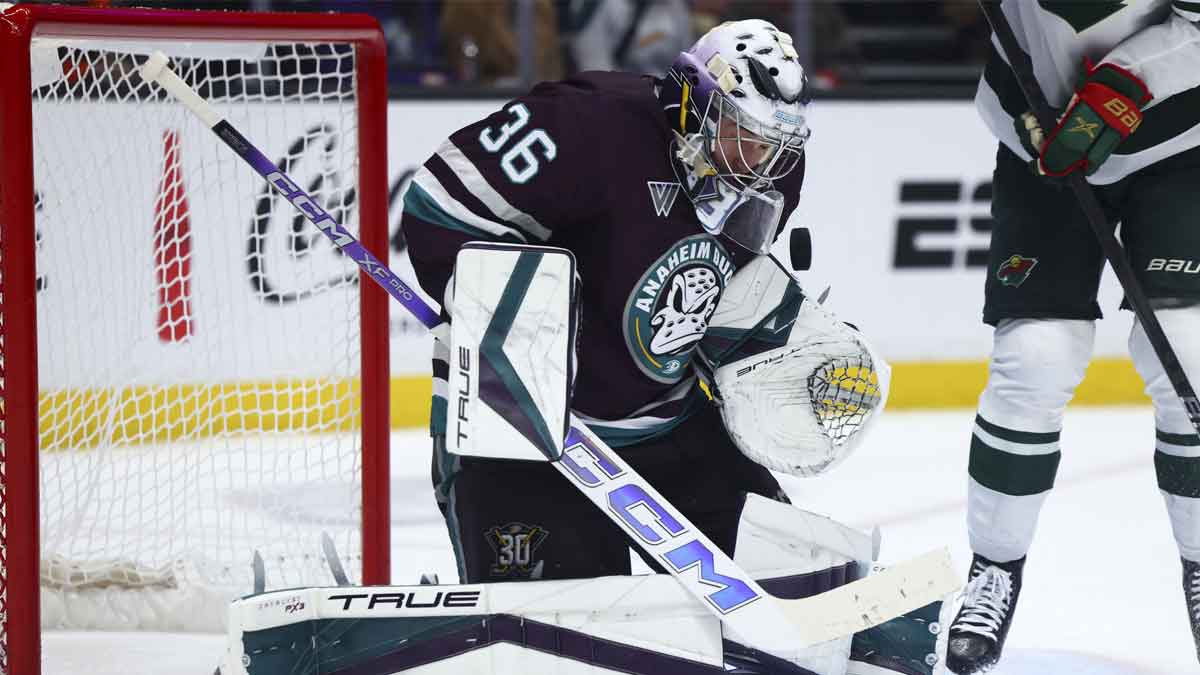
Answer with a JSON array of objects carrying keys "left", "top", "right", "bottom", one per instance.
[{"left": 0, "top": 4, "right": 391, "bottom": 673}]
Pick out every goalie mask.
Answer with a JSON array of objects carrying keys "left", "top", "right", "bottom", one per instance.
[
  {"left": 697, "top": 256, "right": 889, "bottom": 477},
  {"left": 660, "top": 19, "right": 812, "bottom": 255}
]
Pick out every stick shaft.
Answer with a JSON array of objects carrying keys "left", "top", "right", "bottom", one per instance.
[{"left": 140, "top": 52, "right": 441, "bottom": 329}]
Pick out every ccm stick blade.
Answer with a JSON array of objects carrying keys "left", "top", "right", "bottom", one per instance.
[{"left": 138, "top": 50, "right": 960, "bottom": 652}]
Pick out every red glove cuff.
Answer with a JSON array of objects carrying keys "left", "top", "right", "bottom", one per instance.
[
  {"left": 1076, "top": 82, "right": 1144, "bottom": 139},
  {"left": 1076, "top": 59, "right": 1152, "bottom": 139}
]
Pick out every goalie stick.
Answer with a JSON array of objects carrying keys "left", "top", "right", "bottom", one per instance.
[
  {"left": 321, "top": 532, "right": 351, "bottom": 587},
  {"left": 138, "top": 51, "right": 958, "bottom": 653},
  {"left": 978, "top": 0, "right": 1200, "bottom": 439}
]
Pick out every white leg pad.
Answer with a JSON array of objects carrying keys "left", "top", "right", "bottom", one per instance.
[
  {"left": 967, "top": 476, "right": 1051, "bottom": 564},
  {"left": 726, "top": 494, "right": 875, "bottom": 675},
  {"left": 977, "top": 318, "right": 1095, "bottom": 431},
  {"left": 969, "top": 318, "right": 1094, "bottom": 562},
  {"left": 1130, "top": 307, "right": 1200, "bottom": 561}
]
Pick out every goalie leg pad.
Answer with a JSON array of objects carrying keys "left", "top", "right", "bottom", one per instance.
[
  {"left": 727, "top": 497, "right": 952, "bottom": 675},
  {"left": 220, "top": 575, "right": 726, "bottom": 675},
  {"left": 725, "top": 494, "right": 876, "bottom": 675}
]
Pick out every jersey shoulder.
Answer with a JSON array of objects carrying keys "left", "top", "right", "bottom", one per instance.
[
  {"left": 523, "top": 71, "right": 668, "bottom": 135},
  {"left": 413, "top": 73, "right": 666, "bottom": 246}
]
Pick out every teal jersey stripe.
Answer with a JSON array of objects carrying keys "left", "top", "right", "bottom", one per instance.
[
  {"left": 587, "top": 394, "right": 703, "bottom": 448},
  {"left": 1156, "top": 450, "right": 1200, "bottom": 498},
  {"left": 1174, "top": 0, "right": 1200, "bottom": 13},
  {"left": 975, "top": 415, "right": 1061, "bottom": 445},
  {"left": 403, "top": 182, "right": 522, "bottom": 242},
  {"left": 969, "top": 434, "right": 1061, "bottom": 496}
]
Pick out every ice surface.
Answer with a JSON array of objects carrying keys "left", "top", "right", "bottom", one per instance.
[{"left": 43, "top": 407, "right": 1194, "bottom": 674}]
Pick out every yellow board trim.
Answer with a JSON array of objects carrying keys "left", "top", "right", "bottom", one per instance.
[
  {"left": 36, "top": 358, "right": 1151, "bottom": 448},
  {"left": 38, "top": 378, "right": 363, "bottom": 450},
  {"left": 391, "top": 376, "right": 432, "bottom": 428},
  {"left": 885, "top": 357, "right": 1148, "bottom": 409}
]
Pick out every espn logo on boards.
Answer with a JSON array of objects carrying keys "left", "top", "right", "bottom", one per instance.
[{"left": 892, "top": 180, "right": 992, "bottom": 269}]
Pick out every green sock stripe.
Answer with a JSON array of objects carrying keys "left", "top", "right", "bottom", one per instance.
[
  {"left": 1156, "top": 450, "right": 1200, "bottom": 498},
  {"left": 1156, "top": 429, "right": 1200, "bottom": 447},
  {"left": 969, "top": 434, "right": 1061, "bottom": 496},
  {"left": 975, "top": 415, "right": 1061, "bottom": 444}
]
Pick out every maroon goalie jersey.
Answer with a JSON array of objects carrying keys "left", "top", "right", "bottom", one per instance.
[{"left": 402, "top": 71, "right": 804, "bottom": 446}]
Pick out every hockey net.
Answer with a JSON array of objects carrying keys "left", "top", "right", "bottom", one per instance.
[{"left": 0, "top": 5, "right": 390, "bottom": 671}]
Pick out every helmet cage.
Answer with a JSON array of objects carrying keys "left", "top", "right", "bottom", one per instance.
[
  {"left": 670, "top": 48, "right": 810, "bottom": 192},
  {"left": 703, "top": 95, "right": 808, "bottom": 191}
]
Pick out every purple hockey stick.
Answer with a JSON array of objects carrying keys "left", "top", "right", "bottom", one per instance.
[{"left": 138, "top": 53, "right": 439, "bottom": 329}]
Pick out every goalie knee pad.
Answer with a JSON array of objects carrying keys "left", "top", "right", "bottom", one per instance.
[
  {"left": 726, "top": 494, "right": 874, "bottom": 675},
  {"left": 977, "top": 318, "right": 1095, "bottom": 431},
  {"left": 1130, "top": 306, "right": 1200, "bottom": 560}
]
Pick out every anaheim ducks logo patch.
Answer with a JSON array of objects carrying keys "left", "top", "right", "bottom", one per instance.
[
  {"left": 622, "top": 234, "right": 736, "bottom": 383},
  {"left": 997, "top": 254, "right": 1038, "bottom": 287}
]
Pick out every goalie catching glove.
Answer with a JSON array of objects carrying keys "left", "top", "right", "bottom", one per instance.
[
  {"left": 1017, "top": 58, "right": 1152, "bottom": 177},
  {"left": 697, "top": 255, "right": 890, "bottom": 477}
]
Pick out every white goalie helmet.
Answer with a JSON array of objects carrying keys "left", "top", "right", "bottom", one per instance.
[
  {"left": 698, "top": 257, "right": 890, "bottom": 477},
  {"left": 661, "top": 19, "right": 812, "bottom": 255}
]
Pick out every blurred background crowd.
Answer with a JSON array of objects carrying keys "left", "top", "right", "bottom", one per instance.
[{"left": 65, "top": 0, "right": 992, "bottom": 97}]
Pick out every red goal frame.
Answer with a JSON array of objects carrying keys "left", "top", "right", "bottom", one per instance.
[{"left": 0, "top": 5, "right": 391, "bottom": 673}]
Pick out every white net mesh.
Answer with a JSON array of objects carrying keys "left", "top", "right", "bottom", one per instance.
[{"left": 28, "top": 37, "right": 370, "bottom": 631}]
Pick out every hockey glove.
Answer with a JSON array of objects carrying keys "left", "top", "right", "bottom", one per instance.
[{"left": 1015, "top": 58, "right": 1152, "bottom": 177}]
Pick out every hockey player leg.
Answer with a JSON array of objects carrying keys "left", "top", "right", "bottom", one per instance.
[
  {"left": 949, "top": 317, "right": 1095, "bottom": 674},
  {"left": 1129, "top": 306, "right": 1200, "bottom": 662}
]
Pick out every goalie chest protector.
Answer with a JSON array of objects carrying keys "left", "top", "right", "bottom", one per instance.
[{"left": 404, "top": 71, "right": 805, "bottom": 442}]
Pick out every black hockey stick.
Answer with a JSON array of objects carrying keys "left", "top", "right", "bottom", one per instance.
[{"left": 978, "top": 1, "right": 1200, "bottom": 437}]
